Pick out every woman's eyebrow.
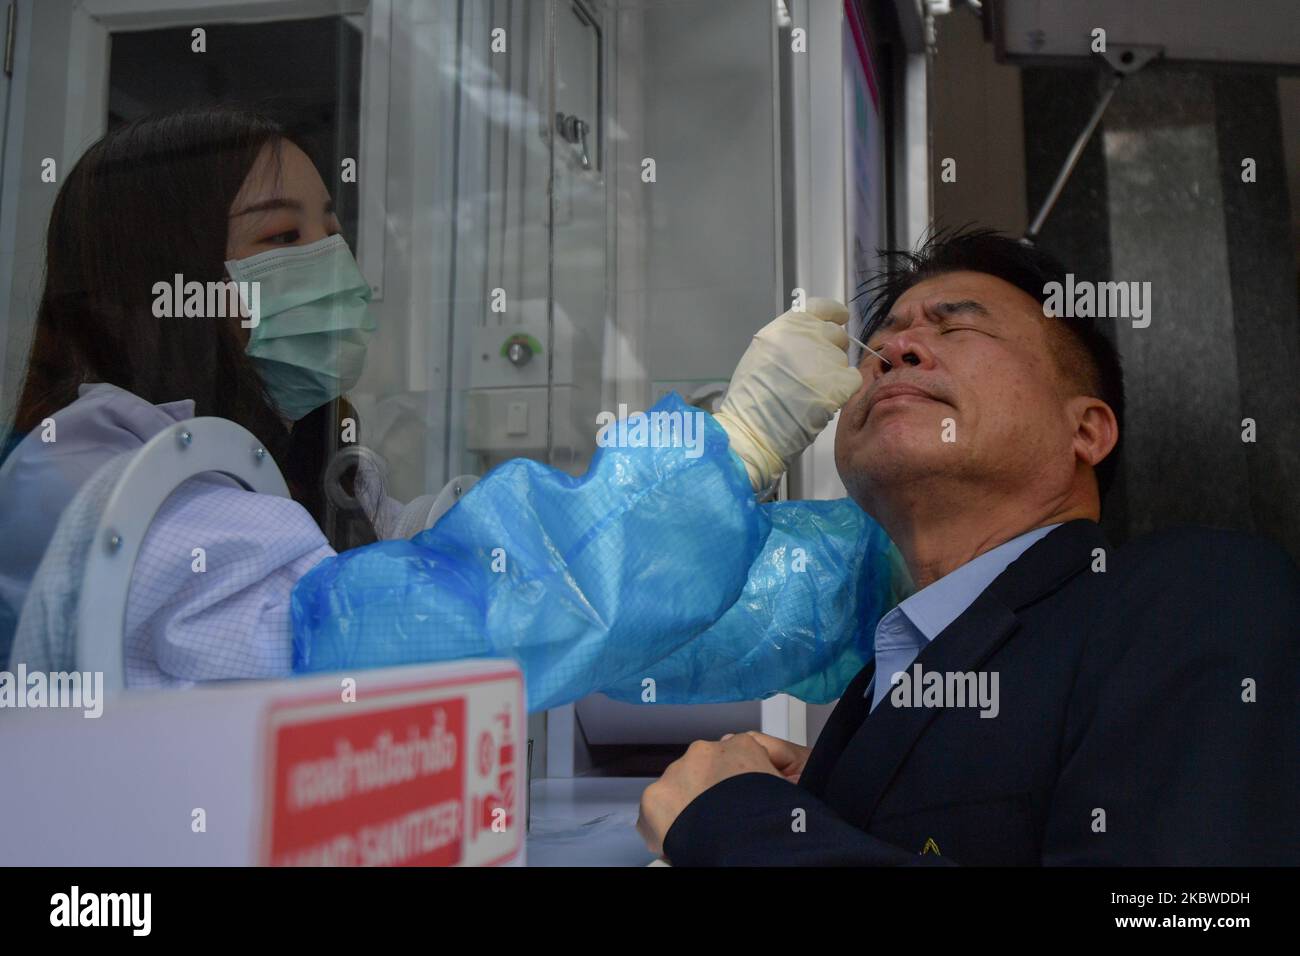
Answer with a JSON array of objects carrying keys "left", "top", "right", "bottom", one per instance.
[
  {"left": 230, "top": 197, "right": 335, "bottom": 218},
  {"left": 230, "top": 197, "right": 300, "bottom": 218}
]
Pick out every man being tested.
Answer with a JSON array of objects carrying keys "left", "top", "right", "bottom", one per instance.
[{"left": 638, "top": 229, "right": 1300, "bottom": 866}]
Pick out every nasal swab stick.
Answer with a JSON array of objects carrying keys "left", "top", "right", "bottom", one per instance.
[{"left": 846, "top": 331, "right": 892, "bottom": 368}]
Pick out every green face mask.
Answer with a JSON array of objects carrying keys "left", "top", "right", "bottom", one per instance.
[{"left": 226, "top": 234, "right": 376, "bottom": 421}]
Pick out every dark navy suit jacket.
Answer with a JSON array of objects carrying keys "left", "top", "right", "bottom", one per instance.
[{"left": 664, "top": 519, "right": 1300, "bottom": 865}]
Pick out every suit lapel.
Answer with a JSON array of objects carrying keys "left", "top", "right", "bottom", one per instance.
[
  {"left": 824, "top": 591, "right": 1020, "bottom": 828},
  {"left": 819, "top": 519, "right": 1109, "bottom": 829}
]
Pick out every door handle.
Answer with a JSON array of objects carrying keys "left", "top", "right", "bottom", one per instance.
[{"left": 555, "top": 112, "right": 592, "bottom": 170}]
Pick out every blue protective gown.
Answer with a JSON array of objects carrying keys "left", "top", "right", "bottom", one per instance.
[{"left": 291, "top": 392, "right": 904, "bottom": 712}]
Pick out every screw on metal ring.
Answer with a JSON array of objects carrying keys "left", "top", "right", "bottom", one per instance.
[
  {"left": 106, "top": 530, "right": 122, "bottom": 554},
  {"left": 177, "top": 429, "right": 193, "bottom": 448}
]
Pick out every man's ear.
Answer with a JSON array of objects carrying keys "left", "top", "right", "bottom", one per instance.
[{"left": 1068, "top": 397, "right": 1118, "bottom": 470}]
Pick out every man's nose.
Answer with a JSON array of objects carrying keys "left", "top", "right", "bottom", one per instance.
[{"left": 879, "top": 330, "right": 935, "bottom": 371}]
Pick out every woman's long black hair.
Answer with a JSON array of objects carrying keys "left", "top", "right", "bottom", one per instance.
[{"left": 14, "top": 104, "right": 374, "bottom": 546}]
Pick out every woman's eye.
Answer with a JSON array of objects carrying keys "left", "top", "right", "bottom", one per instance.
[{"left": 264, "top": 229, "right": 300, "bottom": 245}]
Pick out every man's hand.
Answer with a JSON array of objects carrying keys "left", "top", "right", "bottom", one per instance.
[
  {"left": 637, "top": 733, "right": 791, "bottom": 858},
  {"left": 730, "top": 731, "right": 813, "bottom": 784}
]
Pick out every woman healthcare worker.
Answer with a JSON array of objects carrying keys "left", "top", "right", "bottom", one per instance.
[{"left": 1, "top": 106, "right": 904, "bottom": 710}]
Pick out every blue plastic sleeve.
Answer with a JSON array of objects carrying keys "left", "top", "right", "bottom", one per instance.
[{"left": 292, "top": 392, "right": 768, "bottom": 712}]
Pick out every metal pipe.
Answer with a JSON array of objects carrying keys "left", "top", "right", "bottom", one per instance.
[{"left": 1024, "top": 71, "right": 1123, "bottom": 241}]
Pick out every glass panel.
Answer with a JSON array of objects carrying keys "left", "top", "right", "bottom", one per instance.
[
  {"left": 103, "top": 17, "right": 370, "bottom": 547},
  {"left": 108, "top": 19, "right": 363, "bottom": 246},
  {"left": 570, "top": 0, "right": 785, "bottom": 747},
  {"left": 601, "top": 0, "right": 783, "bottom": 422},
  {"left": 0, "top": 0, "right": 785, "bottom": 692}
]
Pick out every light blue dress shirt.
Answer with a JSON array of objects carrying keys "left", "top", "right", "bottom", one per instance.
[{"left": 866, "top": 523, "right": 1063, "bottom": 710}]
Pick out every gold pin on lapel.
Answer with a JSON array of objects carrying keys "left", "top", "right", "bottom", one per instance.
[{"left": 921, "top": 837, "right": 941, "bottom": 855}]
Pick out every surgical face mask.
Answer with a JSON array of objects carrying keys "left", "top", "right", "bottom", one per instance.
[{"left": 225, "top": 234, "right": 376, "bottom": 421}]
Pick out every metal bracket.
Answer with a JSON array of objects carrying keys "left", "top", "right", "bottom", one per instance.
[
  {"left": 76, "top": 418, "right": 290, "bottom": 695},
  {"left": 1101, "top": 43, "right": 1164, "bottom": 76}
]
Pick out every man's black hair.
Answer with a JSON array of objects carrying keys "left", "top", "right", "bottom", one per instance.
[{"left": 852, "top": 225, "right": 1125, "bottom": 500}]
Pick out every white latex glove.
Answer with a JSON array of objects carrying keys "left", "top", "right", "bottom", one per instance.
[{"left": 713, "top": 298, "right": 863, "bottom": 491}]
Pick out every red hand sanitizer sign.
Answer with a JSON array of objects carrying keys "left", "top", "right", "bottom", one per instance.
[{"left": 261, "top": 666, "right": 523, "bottom": 866}]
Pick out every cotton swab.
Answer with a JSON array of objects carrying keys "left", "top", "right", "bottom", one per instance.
[{"left": 846, "top": 330, "right": 892, "bottom": 367}]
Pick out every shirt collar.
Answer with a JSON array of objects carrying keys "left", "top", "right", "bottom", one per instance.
[{"left": 891, "top": 523, "right": 1064, "bottom": 643}]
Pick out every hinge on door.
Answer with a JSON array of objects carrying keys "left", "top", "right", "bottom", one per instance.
[{"left": 3, "top": 3, "right": 15, "bottom": 77}]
